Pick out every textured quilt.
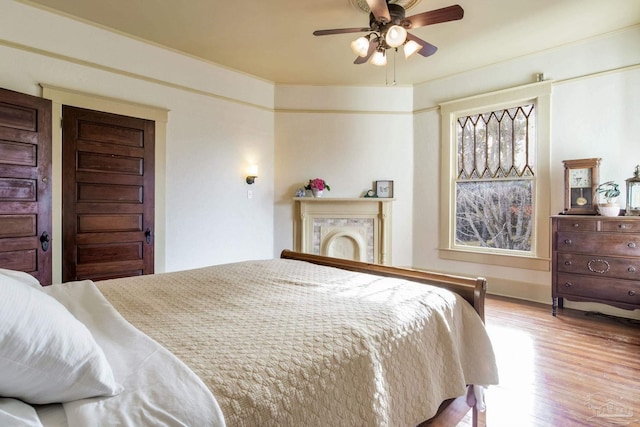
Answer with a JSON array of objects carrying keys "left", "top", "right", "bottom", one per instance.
[{"left": 96, "top": 259, "right": 498, "bottom": 427}]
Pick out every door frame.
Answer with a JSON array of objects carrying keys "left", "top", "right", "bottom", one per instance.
[{"left": 41, "top": 84, "right": 168, "bottom": 284}]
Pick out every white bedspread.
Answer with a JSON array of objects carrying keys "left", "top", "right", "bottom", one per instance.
[
  {"left": 42, "top": 280, "right": 225, "bottom": 427},
  {"left": 95, "top": 259, "right": 498, "bottom": 427}
]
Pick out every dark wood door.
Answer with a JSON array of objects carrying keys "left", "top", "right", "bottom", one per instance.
[
  {"left": 62, "top": 106, "right": 154, "bottom": 281},
  {"left": 0, "top": 88, "right": 52, "bottom": 285}
]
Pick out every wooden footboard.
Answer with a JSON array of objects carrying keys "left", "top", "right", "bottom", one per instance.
[
  {"left": 280, "top": 250, "right": 488, "bottom": 322},
  {"left": 280, "top": 250, "right": 487, "bottom": 427}
]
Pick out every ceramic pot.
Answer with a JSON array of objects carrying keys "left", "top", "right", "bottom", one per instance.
[
  {"left": 312, "top": 189, "right": 323, "bottom": 198},
  {"left": 599, "top": 203, "right": 620, "bottom": 217}
]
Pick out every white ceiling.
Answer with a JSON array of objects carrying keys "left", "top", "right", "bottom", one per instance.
[{"left": 22, "top": 0, "right": 640, "bottom": 86}]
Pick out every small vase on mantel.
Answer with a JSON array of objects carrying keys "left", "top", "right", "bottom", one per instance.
[{"left": 312, "top": 189, "right": 323, "bottom": 198}]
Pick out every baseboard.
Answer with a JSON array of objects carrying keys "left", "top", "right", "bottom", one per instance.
[{"left": 485, "top": 276, "right": 640, "bottom": 321}]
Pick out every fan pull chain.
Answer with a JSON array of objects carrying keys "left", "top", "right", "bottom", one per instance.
[
  {"left": 393, "top": 48, "right": 397, "bottom": 86},
  {"left": 385, "top": 52, "right": 389, "bottom": 86}
]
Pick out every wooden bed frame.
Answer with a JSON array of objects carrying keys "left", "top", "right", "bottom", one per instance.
[
  {"left": 280, "top": 250, "right": 488, "bottom": 427},
  {"left": 1, "top": 250, "right": 487, "bottom": 426}
]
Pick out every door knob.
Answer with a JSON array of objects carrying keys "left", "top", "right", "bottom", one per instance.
[
  {"left": 145, "top": 228, "right": 152, "bottom": 244},
  {"left": 40, "top": 231, "right": 50, "bottom": 252}
]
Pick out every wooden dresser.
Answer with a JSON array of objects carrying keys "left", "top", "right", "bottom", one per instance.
[{"left": 551, "top": 215, "right": 640, "bottom": 315}]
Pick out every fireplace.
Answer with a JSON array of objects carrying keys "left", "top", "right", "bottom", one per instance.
[{"left": 293, "top": 198, "right": 393, "bottom": 265}]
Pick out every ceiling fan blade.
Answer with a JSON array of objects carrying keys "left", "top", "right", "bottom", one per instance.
[
  {"left": 354, "top": 39, "right": 379, "bottom": 64},
  {"left": 406, "top": 33, "right": 438, "bottom": 57},
  {"left": 402, "top": 5, "right": 464, "bottom": 29},
  {"left": 366, "top": 0, "right": 391, "bottom": 23},
  {"left": 313, "top": 27, "right": 371, "bottom": 36}
]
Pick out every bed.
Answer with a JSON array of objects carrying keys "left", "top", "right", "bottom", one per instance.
[{"left": 0, "top": 250, "right": 498, "bottom": 427}]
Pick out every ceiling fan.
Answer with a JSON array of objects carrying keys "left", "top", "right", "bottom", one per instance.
[{"left": 313, "top": 0, "right": 464, "bottom": 66}]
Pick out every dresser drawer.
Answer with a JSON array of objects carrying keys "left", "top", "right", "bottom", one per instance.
[
  {"left": 557, "top": 231, "right": 640, "bottom": 256},
  {"left": 557, "top": 253, "right": 640, "bottom": 280},
  {"left": 556, "top": 219, "right": 598, "bottom": 232},
  {"left": 556, "top": 273, "right": 640, "bottom": 306},
  {"left": 601, "top": 220, "right": 640, "bottom": 233}
]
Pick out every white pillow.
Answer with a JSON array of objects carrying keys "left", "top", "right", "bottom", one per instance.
[
  {"left": 0, "top": 398, "right": 43, "bottom": 427},
  {"left": 0, "top": 268, "right": 41, "bottom": 289},
  {"left": 0, "top": 273, "right": 122, "bottom": 404}
]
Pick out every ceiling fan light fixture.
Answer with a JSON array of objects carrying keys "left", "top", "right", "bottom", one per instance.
[
  {"left": 370, "top": 49, "right": 387, "bottom": 66},
  {"left": 403, "top": 39, "right": 422, "bottom": 58},
  {"left": 385, "top": 25, "right": 407, "bottom": 48},
  {"left": 350, "top": 36, "right": 370, "bottom": 57}
]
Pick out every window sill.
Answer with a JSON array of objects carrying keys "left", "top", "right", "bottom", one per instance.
[{"left": 439, "top": 248, "right": 550, "bottom": 271}]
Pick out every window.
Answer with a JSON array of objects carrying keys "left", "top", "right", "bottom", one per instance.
[
  {"left": 439, "top": 83, "right": 552, "bottom": 270},
  {"left": 456, "top": 104, "right": 535, "bottom": 253}
]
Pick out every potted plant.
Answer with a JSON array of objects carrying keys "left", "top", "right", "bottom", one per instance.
[
  {"left": 305, "top": 178, "right": 330, "bottom": 197},
  {"left": 596, "top": 181, "right": 621, "bottom": 216}
]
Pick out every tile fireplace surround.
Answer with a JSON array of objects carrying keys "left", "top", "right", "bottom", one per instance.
[{"left": 293, "top": 198, "right": 393, "bottom": 265}]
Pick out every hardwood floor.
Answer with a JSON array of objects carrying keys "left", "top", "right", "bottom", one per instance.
[{"left": 460, "top": 295, "right": 640, "bottom": 427}]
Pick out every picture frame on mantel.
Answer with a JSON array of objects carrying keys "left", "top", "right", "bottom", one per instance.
[{"left": 376, "top": 180, "right": 394, "bottom": 198}]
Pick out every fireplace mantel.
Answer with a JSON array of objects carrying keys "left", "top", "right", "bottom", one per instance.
[{"left": 293, "top": 197, "right": 393, "bottom": 265}]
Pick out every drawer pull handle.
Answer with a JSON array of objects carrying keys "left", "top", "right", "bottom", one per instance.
[
  {"left": 564, "top": 260, "right": 572, "bottom": 266},
  {"left": 564, "top": 282, "right": 572, "bottom": 288},
  {"left": 629, "top": 290, "right": 637, "bottom": 297},
  {"left": 620, "top": 224, "right": 628, "bottom": 229},
  {"left": 573, "top": 223, "right": 580, "bottom": 228},
  {"left": 564, "top": 239, "right": 572, "bottom": 245},
  {"left": 628, "top": 242, "right": 637, "bottom": 249},
  {"left": 629, "top": 266, "right": 637, "bottom": 273},
  {"left": 588, "top": 259, "right": 610, "bottom": 274}
]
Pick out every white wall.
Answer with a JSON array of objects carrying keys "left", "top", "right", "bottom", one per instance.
[
  {"left": 161, "top": 90, "right": 274, "bottom": 270},
  {"left": 0, "top": 0, "right": 275, "bottom": 280},
  {"left": 274, "top": 85, "right": 414, "bottom": 267},
  {"left": 273, "top": 27, "right": 640, "bottom": 319},
  {"left": 2, "top": 1, "right": 638, "bottom": 319},
  {"left": 413, "top": 26, "right": 640, "bottom": 319}
]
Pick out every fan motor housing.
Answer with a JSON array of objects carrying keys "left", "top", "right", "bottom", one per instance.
[{"left": 369, "top": 3, "right": 406, "bottom": 31}]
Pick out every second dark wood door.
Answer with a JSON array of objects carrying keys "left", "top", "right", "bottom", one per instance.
[{"left": 62, "top": 106, "right": 154, "bottom": 281}]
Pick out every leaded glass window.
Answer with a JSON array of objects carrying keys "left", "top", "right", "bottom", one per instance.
[{"left": 455, "top": 104, "right": 536, "bottom": 252}]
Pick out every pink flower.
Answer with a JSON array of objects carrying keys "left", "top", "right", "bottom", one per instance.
[{"left": 305, "top": 178, "right": 330, "bottom": 191}]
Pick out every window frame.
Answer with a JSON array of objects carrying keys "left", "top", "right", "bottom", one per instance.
[{"left": 439, "top": 82, "right": 552, "bottom": 271}]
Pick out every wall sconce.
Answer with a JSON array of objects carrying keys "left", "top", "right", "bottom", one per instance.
[{"left": 246, "top": 165, "right": 258, "bottom": 185}]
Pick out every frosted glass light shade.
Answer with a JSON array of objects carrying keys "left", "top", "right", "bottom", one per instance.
[
  {"left": 246, "top": 164, "right": 258, "bottom": 184},
  {"left": 350, "top": 36, "right": 370, "bottom": 57},
  {"left": 403, "top": 40, "right": 422, "bottom": 58},
  {"left": 385, "top": 25, "right": 407, "bottom": 48},
  {"left": 370, "top": 50, "right": 387, "bottom": 66}
]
